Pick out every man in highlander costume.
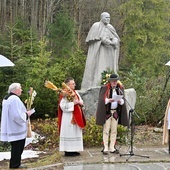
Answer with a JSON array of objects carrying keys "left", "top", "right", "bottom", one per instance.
[{"left": 96, "top": 74, "right": 129, "bottom": 155}]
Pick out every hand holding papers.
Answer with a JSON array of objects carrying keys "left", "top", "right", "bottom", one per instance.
[
  {"left": 27, "top": 108, "right": 35, "bottom": 117},
  {"left": 112, "top": 94, "right": 123, "bottom": 101},
  {"left": 165, "top": 61, "right": 170, "bottom": 66},
  {"left": 30, "top": 108, "right": 35, "bottom": 115}
]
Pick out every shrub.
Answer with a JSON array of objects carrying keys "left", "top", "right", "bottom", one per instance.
[
  {"left": 0, "top": 141, "right": 11, "bottom": 152},
  {"left": 0, "top": 117, "right": 129, "bottom": 151},
  {"left": 83, "top": 117, "right": 103, "bottom": 147},
  {"left": 83, "top": 117, "right": 129, "bottom": 147}
]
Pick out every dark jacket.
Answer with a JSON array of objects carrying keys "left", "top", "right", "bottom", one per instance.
[{"left": 96, "top": 82, "right": 129, "bottom": 127}]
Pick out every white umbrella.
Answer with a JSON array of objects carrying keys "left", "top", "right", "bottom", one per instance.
[
  {"left": 0, "top": 54, "right": 15, "bottom": 67},
  {"left": 165, "top": 61, "right": 170, "bottom": 66}
]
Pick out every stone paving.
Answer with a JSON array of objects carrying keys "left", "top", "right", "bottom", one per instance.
[
  {"left": 61, "top": 145, "right": 170, "bottom": 170},
  {"left": 1, "top": 145, "right": 170, "bottom": 169}
]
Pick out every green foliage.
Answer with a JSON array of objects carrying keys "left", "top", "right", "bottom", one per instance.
[
  {"left": 31, "top": 118, "right": 59, "bottom": 150},
  {"left": 83, "top": 117, "right": 129, "bottom": 147},
  {"left": 117, "top": 125, "right": 129, "bottom": 145},
  {"left": 122, "top": 65, "right": 148, "bottom": 91},
  {"left": 118, "top": 0, "right": 170, "bottom": 125},
  {"left": 83, "top": 117, "right": 103, "bottom": 147},
  {"left": 48, "top": 10, "right": 76, "bottom": 58},
  {"left": 13, "top": 39, "right": 59, "bottom": 118},
  {"left": 0, "top": 19, "right": 38, "bottom": 61},
  {"left": 0, "top": 141, "right": 11, "bottom": 152},
  {"left": 0, "top": 1, "right": 169, "bottom": 127},
  {"left": 120, "top": 0, "right": 170, "bottom": 76},
  {"left": 100, "top": 68, "right": 113, "bottom": 85},
  {"left": 122, "top": 65, "right": 170, "bottom": 125},
  {"left": 58, "top": 49, "right": 86, "bottom": 89},
  {"left": 0, "top": 117, "right": 130, "bottom": 152},
  {"left": 0, "top": 17, "right": 86, "bottom": 118}
]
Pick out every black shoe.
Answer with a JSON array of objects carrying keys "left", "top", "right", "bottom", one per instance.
[
  {"left": 65, "top": 152, "right": 75, "bottom": 156},
  {"left": 18, "top": 165, "right": 27, "bottom": 169},
  {"left": 110, "top": 149, "right": 119, "bottom": 154},
  {"left": 65, "top": 151, "right": 81, "bottom": 156},
  {"left": 65, "top": 151, "right": 80, "bottom": 156},
  {"left": 103, "top": 151, "right": 108, "bottom": 155},
  {"left": 73, "top": 152, "right": 80, "bottom": 156},
  {"left": 10, "top": 165, "right": 27, "bottom": 169}
]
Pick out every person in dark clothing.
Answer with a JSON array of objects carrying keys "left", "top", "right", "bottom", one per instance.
[
  {"left": 96, "top": 74, "right": 129, "bottom": 154},
  {"left": 0, "top": 83, "right": 33, "bottom": 169}
]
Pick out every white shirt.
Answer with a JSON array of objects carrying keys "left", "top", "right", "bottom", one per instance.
[
  {"left": 0, "top": 94, "right": 27, "bottom": 142},
  {"left": 105, "top": 89, "right": 124, "bottom": 109}
]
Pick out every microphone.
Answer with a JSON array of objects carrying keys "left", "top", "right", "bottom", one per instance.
[{"left": 116, "top": 87, "right": 123, "bottom": 95}]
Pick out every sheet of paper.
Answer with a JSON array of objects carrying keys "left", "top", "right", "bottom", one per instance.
[
  {"left": 112, "top": 94, "right": 123, "bottom": 101},
  {"left": 168, "top": 106, "right": 170, "bottom": 129},
  {"left": 30, "top": 108, "right": 35, "bottom": 115}
]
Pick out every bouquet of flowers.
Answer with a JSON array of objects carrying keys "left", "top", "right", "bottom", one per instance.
[
  {"left": 25, "top": 87, "right": 37, "bottom": 138},
  {"left": 44, "top": 80, "right": 75, "bottom": 102},
  {"left": 101, "top": 68, "right": 113, "bottom": 85},
  {"left": 101, "top": 69, "right": 123, "bottom": 86},
  {"left": 25, "top": 87, "right": 37, "bottom": 110}
]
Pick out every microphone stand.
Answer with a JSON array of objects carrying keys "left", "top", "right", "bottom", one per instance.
[{"left": 119, "top": 95, "right": 149, "bottom": 161}]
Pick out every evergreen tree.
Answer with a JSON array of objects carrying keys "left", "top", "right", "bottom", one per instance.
[
  {"left": 48, "top": 11, "right": 76, "bottom": 59},
  {"left": 119, "top": 0, "right": 170, "bottom": 124},
  {"left": 120, "top": 0, "right": 170, "bottom": 76}
]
